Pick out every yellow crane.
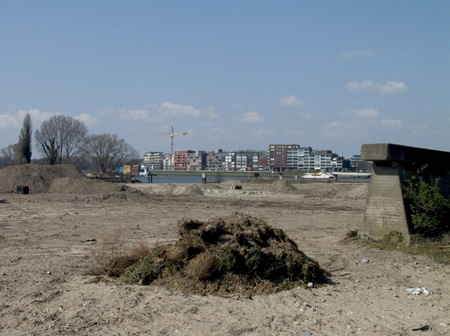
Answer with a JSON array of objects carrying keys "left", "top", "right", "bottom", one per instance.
[{"left": 139, "top": 126, "right": 187, "bottom": 159}]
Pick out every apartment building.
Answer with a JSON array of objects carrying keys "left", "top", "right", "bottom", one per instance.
[
  {"left": 143, "top": 151, "right": 164, "bottom": 170},
  {"left": 331, "top": 155, "right": 344, "bottom": 170},
  {"left": 269, "top": 144, "right": 343, "bottom": 171},
  {"left": 162, "top": 153, "right": 173, "bottom": 170},
  {"left": 268, "top": 144, "right": 300, "bottom": 171},
  {"left": 174, "top": 150, "right": 196, "bottom": 170},
  {"left": 187, "top": 151, "right": 207, "bottom": 171},
  {"left": 224, "top": 151, "right": 259, "bottom": 171},
  {"left": 206, "top": 150, "right": 224, "bottom": 171}
]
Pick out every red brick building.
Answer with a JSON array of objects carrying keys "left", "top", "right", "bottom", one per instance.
[{"left": 174, "top": 150, "right": 196, "bottom": 170}]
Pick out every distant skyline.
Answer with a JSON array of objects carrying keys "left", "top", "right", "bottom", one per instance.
[{"left": 1, "top": 1, "right": 449, "bottom": 158}]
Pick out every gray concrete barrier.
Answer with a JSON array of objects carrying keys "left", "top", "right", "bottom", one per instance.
[{"left": 360, "top": 143, "right": 450, "bottom": 243}]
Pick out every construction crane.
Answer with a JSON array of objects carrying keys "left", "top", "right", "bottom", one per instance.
[{"left": 139, "top": 126, "right": 187, "bottom": 159}]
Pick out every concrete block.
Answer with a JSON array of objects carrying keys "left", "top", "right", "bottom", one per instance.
[{"left": 361, "top": 143, "right": 450, "bottom": 243}]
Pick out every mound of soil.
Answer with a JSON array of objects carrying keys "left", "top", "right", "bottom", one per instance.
[
  {"left": 0, "top": 164, "right": 86, "bottom": 194},
  {"left": 119, "top": 212, "right": 325, "bottom": 296},
  {"left": 49, "top": 177, "right": 126, "bottom": 194},
  {"left": 264, "top": 179, "right": 297, "bottom": 193},
  {"left": 335, "top": 184, "right": 369, "bottom": 199},
  {"left": 146, "top": 184, "right": 204, "bottom": 196}
]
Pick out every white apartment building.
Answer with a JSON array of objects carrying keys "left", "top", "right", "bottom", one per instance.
[
  {"left": 143, "top": 151, "right": 164, "bottom": 170},
  {"left": 224, "top": 152, "right": 259, "bottom": 171},
  {"left": 269, "top": 144, "right": 343, "bottom": 171}
]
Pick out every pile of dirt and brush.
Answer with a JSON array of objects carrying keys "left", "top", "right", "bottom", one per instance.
[
  {"left": 92, "top": 212, "right": 326, "bottom": 296},
  {"left": 264, "top": 179, "right": 298, "bottom": 193},
  {"left": 0, "top": 164, "right": 127, "bottom": 195}
]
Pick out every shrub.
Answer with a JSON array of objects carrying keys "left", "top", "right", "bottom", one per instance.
[{"left": 403, "top": 165, "right": 450, "bottom": 237}]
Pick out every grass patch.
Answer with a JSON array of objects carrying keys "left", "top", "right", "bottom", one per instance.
[{"left": 359, "top": 233, "right": 450, "bottom": 265}]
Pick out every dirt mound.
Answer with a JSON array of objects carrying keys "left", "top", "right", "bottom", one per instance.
[
  {"left": 0, "top": 164, "right": 86, "bottom": 194},
  {"left": 49, "top": 177, "right": 126, "bottom": 194},
  {"left": 336, "top": 183, "right": 369, "bottom": 199},
  {"left": 146, "top": 184, "right": 204, "bottom": 196},
  {"left": 118, "top": 212, "right": 325, "bottom": 296},
  {"left": 171, "top": 184, "right": 204, "bottom": 195},
  {"left": 264, "top": 179, "right": 297, "bottom": 193}
]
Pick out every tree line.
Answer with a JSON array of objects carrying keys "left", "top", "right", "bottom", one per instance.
[{"left": 0, "top": 114, "right": 139, "bottom": 172}]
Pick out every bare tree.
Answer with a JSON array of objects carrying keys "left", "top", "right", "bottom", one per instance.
[
  {"left": 40, "top": 138, "right": 60, "bottom": 165},
  {"left": 0, "top": 143, "right": 20, "bottom": 167},
  {"left": 18, "top": 113, "right": 32, "bottom": 164},
  {"left": 35, "top": 115, "right": 88, "bottom": 164},
  {"left": 81, "top": 134, "right": 140, "bottom": 172},
  {"left": 60, "top": 117, "right": 88, "bottom": 163}
]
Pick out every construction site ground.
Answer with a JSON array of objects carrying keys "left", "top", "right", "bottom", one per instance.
[{"left": 1, "top": 180, "right": 449, "bottom": 335}]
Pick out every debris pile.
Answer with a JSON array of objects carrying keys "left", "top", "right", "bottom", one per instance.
[{"left": 119, "top": 212, "right": 325, "bottom": 296}]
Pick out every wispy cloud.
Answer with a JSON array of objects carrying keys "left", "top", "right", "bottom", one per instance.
[
  {"left": 322, "top": 117, "right": 380, "bottom": 140},
  {"left": 340, "top": 108, "right": 380, "bottom": 119},
  {"left": 206, "top": 106, "right": 220, "bottom": 120},
  {"left": 0, "top": 109, "right": 58, "bottom": 129},
  {"left": 75, "top": 113, "right": 98, "bottom": 126},
  {"left": 410, "top": 123, "right": 439, "bottom": 136},
  {"left": 280, "top": 95, "right": 305, "bottom": 106},
  {"left": 252, "top": 128, "right": 275, "bottom": 137},
  {"left": 340, "top": 49, "right": 375, "bottom": 59},
  {"left": 206, "top": 127, "right": 239, "bottom": 141},
  {"left": 0, "top": 114, "right": 19, "bottom": 129},
  {"left": 206, "top": 127, "right": 226, "bottom": 141},
  {"left": 284, "top": 130, "right": 303, "bottom": 137},
  {"left": 160, "top": 102, "right": 202, "bottom": 118},
  {"left": 299, "top": 112, "right": 312, "bottom": 119},
  {"left": 18, "top": 109, "right": 58, "bottom": 123},
  {"left": 345, "top": 80, "right": 408, "bottom": 95},
  {"left": 355, "top": 108, "right": 379, "bottom": 118},
  {"left": 381, "top": 118, "right": 402, "bottom": 127},
  {"left": 120, "top": 108, "right": 150, "bottom": 121},
  {"left": 326, "top": 121, "right": 343, "bottom": 128},
  {"left": 240, "top": 111, "right": 266, "bottom": 123},
  {"left": 119, "top": 102, "right": 205, "bottom": 122}
]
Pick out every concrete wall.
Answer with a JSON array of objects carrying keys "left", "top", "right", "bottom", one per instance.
[{"left": 360, "top": 143, "right": 450, "bottom": 243}]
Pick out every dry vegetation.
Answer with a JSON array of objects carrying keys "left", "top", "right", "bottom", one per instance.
[
  {"left": 90, "top": 212, "right": 326, "bottom": 296},
  {"left": 89, "top": 227, "right": 151, "bottom": 277}
]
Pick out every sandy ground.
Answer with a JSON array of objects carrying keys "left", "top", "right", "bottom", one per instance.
[{"left": 0, "top": 182, "right": 449, "bottom": 336}]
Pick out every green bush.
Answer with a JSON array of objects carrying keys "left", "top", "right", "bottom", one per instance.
[{"left": 403, "top": 166, "right": 450, "bottom": 237}]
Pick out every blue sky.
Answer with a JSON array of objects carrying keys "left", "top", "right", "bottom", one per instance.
[{"left": 1, "top": 1, "right": 449, "bottom": 158}]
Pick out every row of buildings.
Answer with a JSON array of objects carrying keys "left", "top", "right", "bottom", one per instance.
[{"left": 143, "top": 144, "right": 369, "bottom": 172}]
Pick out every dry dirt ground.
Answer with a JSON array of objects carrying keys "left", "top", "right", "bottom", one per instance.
[{"left": 0, "top": 182, "right": 449, "bottom": 336}]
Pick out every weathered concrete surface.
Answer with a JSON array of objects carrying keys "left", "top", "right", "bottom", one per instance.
[{"left": 360, "top": 143, "right": 450, "bottom": 243}]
